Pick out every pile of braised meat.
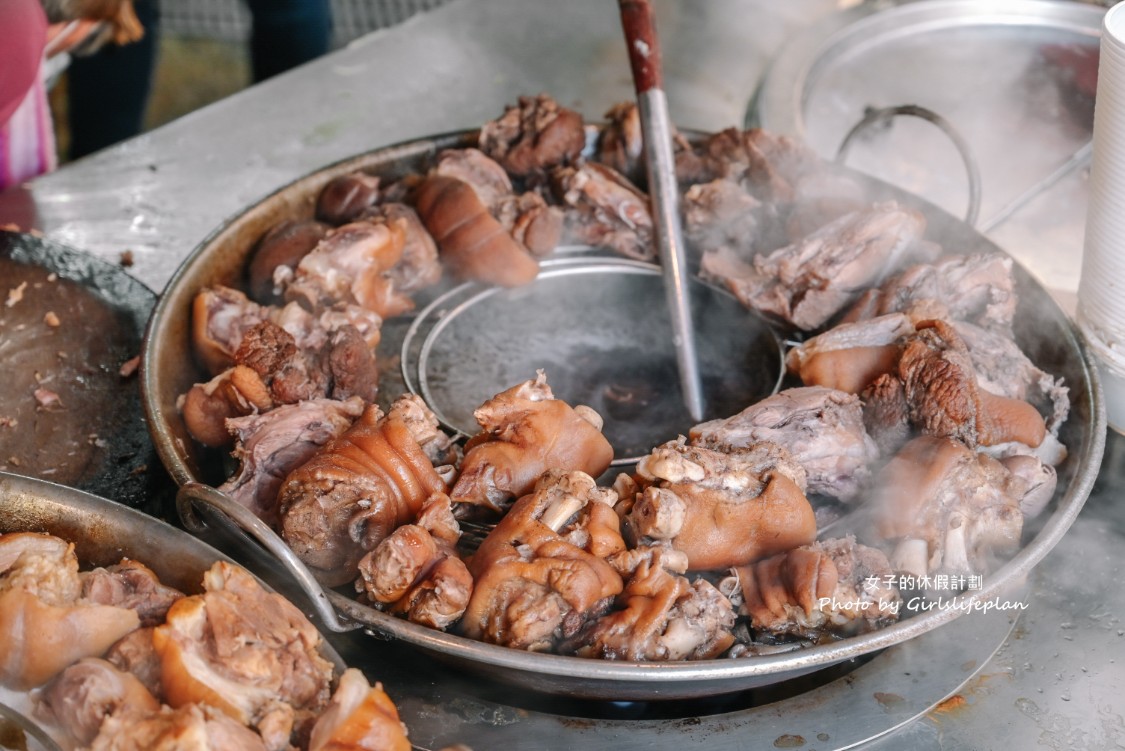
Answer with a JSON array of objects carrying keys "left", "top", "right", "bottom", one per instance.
[
  {"left": 0, "top": 531, "right": 474, "bottom": 751},
  {"left": 177, "top": 94, "right": 1069, "bottom": 661}
]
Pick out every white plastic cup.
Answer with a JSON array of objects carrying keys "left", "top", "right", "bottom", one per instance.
[{"left": 1078, "top": 1, "right": 1125, "bottom": 434}]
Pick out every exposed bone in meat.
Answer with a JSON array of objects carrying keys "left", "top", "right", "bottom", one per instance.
[
  {"left": 0, "top": 533, "right": 140, "bottom": 690},
  {"left": 87, "top": 702, "right": 270, "bottom": 751},
  {"left": 80, "top": 560, "right": 184, "bottom": 627},
  {"left": 105, "top": 628, "right": 163, "bottom": 699},
  {"left": 551, "top": 162, "right": 655, "bottom": 261},
  {"left": 384, "top": 393, "right": 458, "bottom": 467},
  {"left": 701, "top": 202, "right": 926, "bottom": 330},
  {"left": 625, "top": 439, "right": 816, "bottom": 570},
  {"left": 450, "top": 371, "right": 614, "bottom": 513},
  {"left": 874, "top": 436, "right": 1026, "bottom": 578},
  {"left": 479, "top": 93, "right": 586, "bottom": 177},
  {"left": 248, "top": 220, "right": 331, "bottom": 305},
  {"left": 220, "top": 397, "right": 366, "bottom": 526},
  {"left": 567, "top": 546, "right": 735, "bottom": 661},
  {"left": 316, "top": 173, "right": 381, "bottom": 225},
  {"left": 152, "top": 561, "right": 334, "bottom": 747},
  {"left": 36, "top": 657, "right": 160, "bottom": 745},
  {"left": 732, "top": 537, "right": 900, "bottom": 640},
  {"left": 999, "top": 454, "right": 1058, "bottom": 519},
  {"left": 307, "top": 668, "right": 411, "bottom": 751},
  {"left": 841, "top": 253, "right": 1017, "bottom": 332},
  {"left": 278, "top": 404, "right": 447, "bottom": 585},
  {"left": 357, "top": 494, "right": 472, "bottom": 630},
  {"left": 690, "top": 386, "right": 879, "bottom": 502},
  {"left": 415, "top": 174, "right": 541, "bottom": 287},
  {"left": 596, "top": 102, "right": 645, "bottom": 187},
  {"left": 283, "top": 220, "right": 407, "bottom": 319},
  {"left": 461, "top": 471, "right": 624, "bottom": 650}
]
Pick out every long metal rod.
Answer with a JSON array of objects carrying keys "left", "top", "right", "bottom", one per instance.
[
  {"left": 619, "top": 0, "right": 705, "bottom": 422},
  {"left": 978, "top": 140, "right": 1093, "bottom": 233}
]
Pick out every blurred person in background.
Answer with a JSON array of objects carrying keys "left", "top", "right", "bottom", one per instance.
[
  {"left": 64, "top": 0, "right": 332, "bottom": 159},
  {"left": 1, "top": 0, "right": 53, "bottom": 191},
  {"left": 2, "top": 0, "right": 144, "bottom": 189}
]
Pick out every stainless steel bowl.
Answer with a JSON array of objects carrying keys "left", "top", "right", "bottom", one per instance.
[{"left": 141, "top": 130, "right": 1106, "bottom": 700}]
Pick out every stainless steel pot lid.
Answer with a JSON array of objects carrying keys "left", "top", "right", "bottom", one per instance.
[
  {"left": 401, "top": 256, "right": 785, "bottom": 464},
  {"left": 749, "top": 0, "right": 1104, "bottom": 300}
]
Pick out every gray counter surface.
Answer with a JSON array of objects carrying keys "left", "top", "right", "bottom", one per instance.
[{"left": 1, "top": 1, "right": 1120, "bottom": 748}]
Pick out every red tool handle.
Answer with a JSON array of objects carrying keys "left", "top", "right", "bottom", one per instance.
[{"left": 618, "top": 0, "right": 663, "bottom": 94}]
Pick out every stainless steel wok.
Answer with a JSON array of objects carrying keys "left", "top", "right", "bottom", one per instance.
[{"left": 140, "top": 129, "right": 1106, "bottom": 700}]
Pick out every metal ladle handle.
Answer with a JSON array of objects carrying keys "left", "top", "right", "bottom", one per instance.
[
  {"left": 835, "top": 104, "right": 983, "bottom": 227},
  {"left": 176, "top": 482, "right": 360, "bottom": 633},
  {"left": 618, "top": 0, "right": 706, "bottom": 422}
]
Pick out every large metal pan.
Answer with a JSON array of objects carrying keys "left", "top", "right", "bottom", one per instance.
[{"left": 141, "top": 130, "right": 1106, "bottom": 700}]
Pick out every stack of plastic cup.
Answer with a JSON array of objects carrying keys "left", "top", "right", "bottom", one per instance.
[{"left": 1078, "top": 1, "right": 1125, "bottom": 434}]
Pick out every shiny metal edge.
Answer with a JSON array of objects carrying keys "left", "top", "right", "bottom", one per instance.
[
  {"left": 749, "top": 0, "right": 1106, "bottom": 138},
  {"left": 139, "top": 128, "right": 1106, "bottom": 698}
]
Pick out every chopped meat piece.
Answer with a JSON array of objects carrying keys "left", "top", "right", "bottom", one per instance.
[
  {"left": 861, "top": 373, "right": 911, "bottom": 455},
  {"left": 450, "top": 371, "right": 614, "bottom": 513},
  {"left": 625, "top": 439, "right": 816, "bottom": 570},
  {"left": 236, "top": 321, "right": 329, "bottom": 405},
  {"left": 432, "top": 147, "right": 514, "bottom": 208},
  {"left": 840, "top": 253, "right": 1017, "bottom": 332},
  {"left": 278, "top": 404, "right": 447, "bottom": 585},
  {"left": 316, "top": 173, "right": 381, "bottom": 225},
  {"left": 36, "top": 657, "right": 160, "bottom": 745},
  {"left": 552, "top": 162, "right": 655, "bottom": 261},
  {"left": 105, "top": 628, "right": 163, "bottom": 699},
  {"left": 324, "top": 324, "right": 379, "bottom": 402},
  {"left": 732, "top": 537, "right": 901, "bottom": 640},
  {"left": 674, "top": 128, "right": 820, "bottom": 203},
  {"left": 384, "top": 393, "right": 458, "bottom": 466},
  {"left": 179, "top": 366, "right": 273, "bottom": 449},
  {"left": 681, "top": 178, "right": 763, "bottom": 259},
  {"left": 152, "top": 561, "right": 334, "bottom": 747},
  {"left": 248, "top": 220, "right": 331, "bottom": 305},
  {"left": 283, "top": 220, "right": 407, "bottom": 318},
  {"left": 701, "top": 201, "right": 926, "bottom": 330},
  {"left": 80, "top": 560, "right": 184, "bottom": 627},
  {"left": 874, "top": 436, "right": 1026, "bottom": 578},
  {"left": 220, "top": 397, "right": 365, "bottom": 526},
  {"left": 479, "top": 93, "right": 586, "bottom": 177},
  {"left": 690, "top": 386, "right": 879, "bottom": 502},
  {"left": 359, "top": 202, "right": 442, "bottom": 297},
  {"left": 897, "top": 320, "right": 1046, "bottom": 450},
  {"left": 357, "top": 494, "right": 472, "bottom": 630},
  {"left": 461, "top": 471, "right": 624, "bottom": 650},
  {"left": 0, "top": 533, "right": 140, "bottom": 689},
  {"left": 785, "top": 312, "right": 916, "bottom": 393},
  {"left": 998, "top": 454, "right": 1057, "bottom": 519},
  {"left": 415, "top": 174, "right": 541, "bottom": 287},
  {"left": 567, "top": 546, "right": 736, "bottom": 661},
  {"left": 952, "top": 320, "right": 1069, "bottom": 435},
  {"left": 87, "top": 702, "right": 269, "bottom": 751},
  {"left": 596, "top": 101, "right": 645, "bottom": 186},
  {"left": 191, "top": 286, "right": 270, "bottom": 376},
  {"left": 307, "top": 668, "right": 411, "bottom": 751}
]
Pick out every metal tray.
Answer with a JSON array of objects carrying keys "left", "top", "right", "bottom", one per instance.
[
  {"left": 0, "top": 231, "right": 160, "bottom": 509},
  {"left": 748, "top": 0, "right": 1104, "bottom": 296},
  {"left": 141, "top": 130, "right": 1105, "bottom": 700}
]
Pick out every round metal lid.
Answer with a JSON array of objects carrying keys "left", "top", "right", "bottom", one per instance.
[{"left": 749, "top": 0, "right": 1105, "bottom": 299}]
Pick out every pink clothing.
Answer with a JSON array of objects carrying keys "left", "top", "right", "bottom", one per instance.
[{"left": 1, "top": 0, "right": 54, "bottom": 191}]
